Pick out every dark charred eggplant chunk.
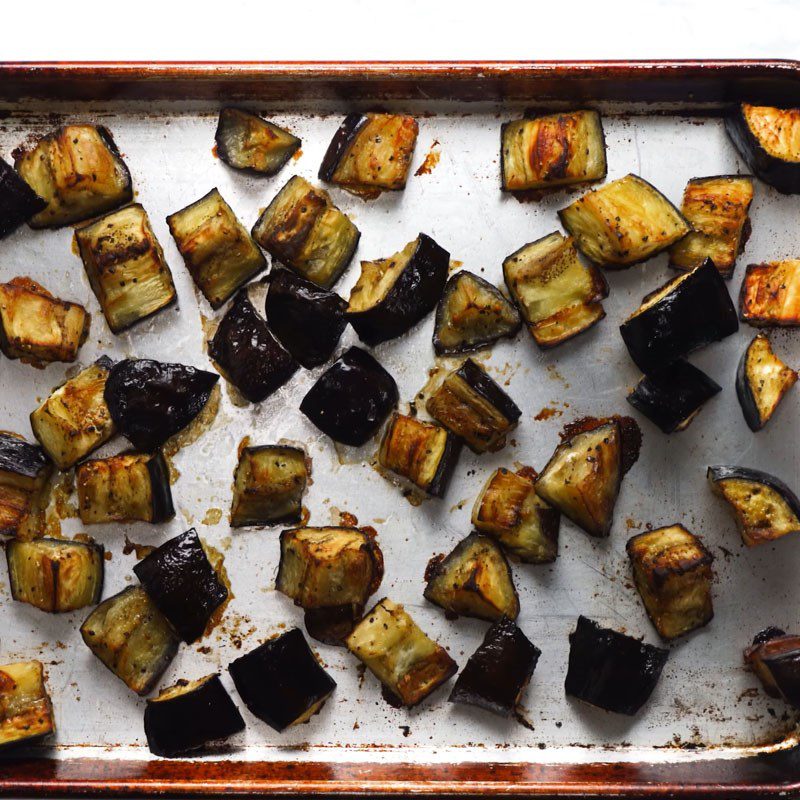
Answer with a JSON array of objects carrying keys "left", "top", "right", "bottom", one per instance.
[
  {"left": 80, "top": 586, "right": 180, "bottom": 695},
  {"left": 347, "top": 233, "right": 450, "bottom": 346},
  {"left": 736, "top": 333, "right": 797, "bottom": 431},
  {"left": 215, "top": 107, "right": 300, "bottom": 176},
  {"left": 0, "top": 156, "right": 45, "bottom": 238},
  {"left": 7, "top": 537, "right": 104, "bottom": 613},
  {"left": 740, "top": 260, "right": 800, "bottom": 327},
  {"left": 229, "top": 628, "right": 336, "bottom": 732},
  {"left": 726, "top": 104, "right": 800, "bottom": 194},
  {"left": 745, "top": 629, "right": 800, "bottom": 708},
  {"left": 0, "top": 432, "right": 51, "bottom": 537},
  {"left": 426, "top": 358, "right": 521, "bottom": 454},
  {"left": 620, "top": 258, "right": 739, "bottom": 373},
  {"left": 565, "top": 616, "right": 668, "bottom": 715},
  {"left": 707, "top": 465, "right": 800, "bottom": 547},
  {"left": 449, "top": 617, "right": 540, "bottom": 718},
  {"left": 0, "top": 660, "right": 55, "bottom": 749},
  {"left": 300, "top": 347, "right": 398, "bottom": 446},
  {"left": 134, "top": 528, "right": 229, "bottom": 644},
  {"left": 104, "top": 358, "right": 218, "bottom": 452},
  {"left": 265, "top": 267, "right": 347, "bottom": 368},
  {"left": 424, "top": 533, "right": 519, "bottom": 622},
  {"left": 627, "top": 360, "right": 721, "bottom": 434},
  {"left": 144, "top": 674, "right": 245, "bottom": 757},
  {"left": 208, "top": 291, "right": 299, "bottom": 403}
]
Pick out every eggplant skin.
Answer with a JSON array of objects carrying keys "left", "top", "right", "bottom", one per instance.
[
  {"left": 215, "top": 108, "right": 301, "bottom": 176},
  {"left": 0, "top": 433, "right": 51, "bottom": 537},
  {"left": 744, "top": 630, "right": 800, "bottom": 708},
  {"left": 739, "top": 260, "right": 800, "bottom": 327},
  {"left": 0, "top": 156, "right": 46, "bottom": 238},
  {"left": 0, "top": 660, "right": 55, "bottom": 749}
]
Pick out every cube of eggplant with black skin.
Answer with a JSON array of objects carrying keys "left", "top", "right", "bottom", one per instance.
[
  {"left": 433, "top": 271, "right": 521, "bottom": 355},
  {"left": 7, "top": 537, "right": 104, "bottom": 613},
  {"left": 0, "top": 276, "right": 89, "bottom": 366},
  {"left": 736, "top": 333, "right": 797, "bottom": 431},
  {"left": 215, "top": 107, "right": 301, "bottom": 176},
  {"left": 378, "top": 412, "right": 461, "bottom": 499},
  {"left": 208, "top": 290, "right": 299, "bottom": 404},
  {"left": 449, "top": 617, "right": 540, "bottom": 718},
  {"left": 626, "top": 525, "right": 714, "bottom": 641},
  {"left": 472, "top": 467, "right": 560, "bottom": 564},
  {"left": 558, "top": 174, "right": 691, "bottom": 269},
  {"left": 230, "top": 444, "right": 309, "bottom": 527},
  {"left": 299, "top": 346, "right": 399, "bottom": 447},
  {"left": 707, "top": 465, "right": 800, "bottom": 547},
  {"left": 424, "top": 533, "right": 519, "bottom": 623},
  {"left": 745, "top": 628, "right": 800, "bottom": 708},
  {"left": 502, "top": 232, "right": 608, "bottom": 349},
  {"left": 80, "top": 586, "right": 180, "bottom": 695},
  {"left": 76, "top": 451, "right": 174, "bottom": 525},
  {"left": 668, "top": 176, "right": 754, "bottom": 278},
  {"left": 134, "top": 528, "right": 229, "bottom": 644},
  {"left": 144, "top": 673, "right": 245, "bottom": 758},
  {"left": 30, "top": 357, "right": 116, "bottom": 469},
  {"left": 0, "top": 156, "right": 46, "bottom": 238},
  {"left": 14, "top": 124, "right": 132, "bottom": 228},
  {"left": 229, "top": 628, "right": 336, "bottom": 732},
  {"left": 319, "top": 112, "right": 418, "bottom": 196},
  {"left": 345, "top": 598, "right": 457, "bottom": 708},
  {"left": 739, "top": 260, "right": 800, "bottom": 327},
  {"left": 251, "top": 175, "right": 360, "bottom": 289},
  {"left": 426, "top": 358, "right": 521, "bottom": 454},
  {"left": 0, "top": 432, "right": 51, "bottom": 538},
  {"left": 501, "top": 110, "right": 607, "bottom": 192},
  {"left": 0, "top": 661, "right": 55, "bottom": 749}
]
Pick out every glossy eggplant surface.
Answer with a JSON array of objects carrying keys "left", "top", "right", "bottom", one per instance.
[
  {"left": 0, "top": 661, "right": 55, "bottom": 749},
  {"left": 0, "top": 156, "right": 45, "bottom": 238},
  {"left": 0, "top": 432, "right": 51, "bottom": 537},
  {"left": 739, "top": 260, "right": 800, "bottom": 327},
  {"left": 745, "top": 628, "right": 800, "bottom": 708},
  {"left": 215, "top": 108, "right": 300, "bottom": 175}
]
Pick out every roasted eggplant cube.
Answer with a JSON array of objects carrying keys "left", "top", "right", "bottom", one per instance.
[
  {"left": 626, "top": 525, "right": 713, "bottom": 640},
  {"left": 345, "top": 598, "right": 457, "bottom": 707},
  {"left": 378, "top": 413, "right": 461, "bottom": 498},
  {"left": 7, "top": 537, "right": 104, "bottom": 613},
  {"left": 0, "top": 276, "right": 89, "bottom": 365},
  {"left": 707, "top": 465, "right": 800, "bottom": 547},
  {"left": 501, "top": 110, "right": 606, "bottom": 192},
  {"left": 426, "top": 358, "right": 521, "bottom": 454},
  {"left": 265, "top": 267, "right": 347, "bottom": 368},
  {"left": 319, "top": 112, "right": 418, "bottom": 194},
  {"left": 736, "top": 333, "right": 797, "bottom": 431},
  {"left": 559, "top": 174, "right": 690, "bottom": 269},
  {"left": 80, "top": 586, "right": 179, "bottom": 695},
  {"left": 144, "top": 674, "right": 245, "bottom": 758},
  {"left": 229, "top": 628, "right": 335, "bottom": 732},
  {"left": 76, "top": 452, "right": 174, "bottom": 525},
  {"left": 620, "top": 258, "right": 739, "bottom": 373},
  {"left": 231, "top": 444, "right": 308, "bottom": 527},
  {"left": 0, "top": 432, "right": 51, "bottom": 537},
  {"left": 215, "top": 107, "right": 300, "bottom": 176},
  {"left": 502, "top": 232, "right": 608, "bottom": 348},
  {"left": 347, "top": 233, "right": 450, "bottom": 346},
  {"left": 668, "top": 176, "right": 754, "bottom": 278},
  {"left": 251, "top": 175, "right": 359, "bottom": 289},
  {"left": 627, "top": 360, "right": 721, "bottom": 434},
  {"left": 134, "top": 528, "right": 229, "bottom": 644},
  {"left": 449, "top": 617, "right": 540, "bottom": 717},
  {"left": 15, "top": 124, "right": 132, "bottom": 228},
  {"left": 300, "top": 347, "right": 398, "bottom": 446},
  {"left": 740, "top": 260, "right": 800, "bottom": 327},
  {"left": 745, "top": 629, "right": 800, "bottom": 708},
  {"left": 208, "top": 291, "right": 299, "bottom": 403},
  {"left": 472, "top": 467, "right": 559, "bottom": 563},
  {"left": 0, "top": 661, "right": 55, "bottom": 749},
  {"left": 0, "top": 156, "right": 46, "bottom": 238},
  {"left": 565, "top": 616, "right": 668, "bottom": 715},
  {"left": 75, "top": 204, "right": 176, "bottom": 333},
  {"left": 424, "top": 533, "right": 519, "bottom": 622}
]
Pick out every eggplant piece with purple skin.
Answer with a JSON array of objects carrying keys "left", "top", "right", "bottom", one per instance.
[
  {"left": 0, "top": 660, "right": 55, "bottom": 749},
  {"left": 215, "top": 108, "right": 300, "bottom": 176},
  {"left": 0, "top": 156, "right": 45, "bottom": 238},
  {"left": 0, "top": 432, "right": 51, "bottom": 537},
  {"left": 745, "top": 627, "right": 800, "bottom": 708}
]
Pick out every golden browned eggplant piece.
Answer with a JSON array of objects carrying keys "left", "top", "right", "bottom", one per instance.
[
  {"left": 740, "top": 260, "right": 800, "bottom": 327},
  {"left": 0, "top": 156, "right": 46, "bottom": 238},
  {"left": 0, "top": 432, "right": 51, "bottom": 538},
  {"left": 215, "top": 107, "right": 300, "bottom": 175},
  {"left": 0, "top": 660, "right": 55, "bottom": 749},
  {"left": 745, "top": 628, "right": 800, "bottom": 708}
]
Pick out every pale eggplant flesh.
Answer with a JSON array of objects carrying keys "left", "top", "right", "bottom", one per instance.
[
  {"left": 0, "top": 432, "right": 51, "bottom": 537},
  {"left": 0, "top": 156, "right": 46, "bottom": 238},
  {"left": 0, "top": 660, "right": 55, "bottom": 749},
  {"left": 215, "top": 108, "right": 301, "bottom": 176}
]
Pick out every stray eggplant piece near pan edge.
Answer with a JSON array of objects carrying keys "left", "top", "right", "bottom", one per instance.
[
  {"left": 745, "top": 628, "right": 800, "bottom": 708},
  {"left": 144, "top": 674, "right": 245, "bottom": 758},
  {"left": 229, "top": 628, "right": 336, "bottom": 732},
  {"left": 215, "top": 107, "right": 300, "bottom": 176},
  {"left": 0, "top": 661, "right": 55, "bottom": 749},
  {"left": 300, "top": 347, "right": 398, "bottom": 447},
  {"left": 80, "top": 586, "right": 179, "bottom": 696},
  {"left": 15, "top": 124, "right": 132, "bottom": 229},
  {"left": 0, "top": 432, "right": 51, "bottom": 537},
  {"left": 0, "top": 156, "right": 46, "bottom": 238},
  {"left": 736, "top": 333, "right": 798, "bottom": 431},
  {"left": 347, "top": 233, "right": 450, "bottom": 346},
  {"left": 739, "top": 260, "right": 800, "bottom": 327},
  {"left": 620, "top": 258, "right": 739, "bottom": 374},
  {"left": 626, "top": 360, "right": 721, "bottom": 435},
  {"left": 707, "top": 465, "right": 800, "bottom": 547},
  {"left": 7, "top": 537, "right": 104, "bottom": 613},
  {"left": 133, "top": 528, "right": 229, "bottom": 644},
  {"left": 346, "top": 598, "right": 457, "bottom": 708}
]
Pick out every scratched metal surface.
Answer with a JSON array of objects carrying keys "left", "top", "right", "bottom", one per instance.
[{"left": 0, "top": 100, "right": 799, "bottom": 765}]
